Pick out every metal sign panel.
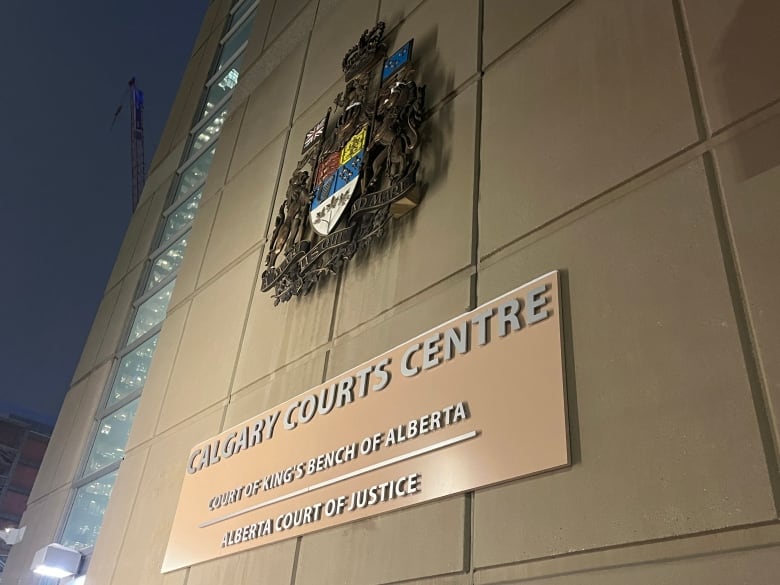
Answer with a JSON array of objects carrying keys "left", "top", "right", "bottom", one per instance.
[{"left": 162, "top": 271, "right": 568, "bottom": 572}]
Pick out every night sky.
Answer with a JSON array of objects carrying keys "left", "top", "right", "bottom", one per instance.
[{"left": 0, "top": 1, "right": 208, "bottom": 425}]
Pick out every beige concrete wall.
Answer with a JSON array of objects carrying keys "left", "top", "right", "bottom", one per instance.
[
  {"left": 6, "top": 1, "right": 780, "bottom": 584},
  {"left": 91, "top": 0, "right": 780, "bottom": 583},
  {"left": 0, "top": 3, "right": 230, "bottom": 585}
]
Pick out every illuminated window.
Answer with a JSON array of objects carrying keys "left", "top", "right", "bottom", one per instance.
[
  {"left": 147, "top": 235, "right": 189, "bottom": 291},
  {"left": 202, "top": 57, "right": 243, "bottom": 118},
  {"left": 60, "top": 472, "right": 118, "bottom": 550},
  {"left": 161, "top": 188, "right": 203, "bottom": 243},
  {"left": 82, "top": 400, "right": 139, "bottom": 476},
  {"left": 188, "top": 105, "right": 231, "bottom": 157},
  {"left": 59, "top": 0, "right": 259, "bottom": 555},
  {"left": 174, "top": 146, "right": 216, "bottom": 203},
  {"left": 128, "top": 280, "right": 176, "bottom": 342},
  {"left": 108, "top": 335, "right": 159, "bottom": 405}
]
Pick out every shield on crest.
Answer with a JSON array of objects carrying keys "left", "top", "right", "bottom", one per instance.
[{"left": 310, "top": 126, "right": 366, "bottom": 235}]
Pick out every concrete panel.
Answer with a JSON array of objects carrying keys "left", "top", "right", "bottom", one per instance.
[
  {"left": 202, "top": 99, "right": 247, "bottom": 203},
  {"left": 72, "top": 283, "right": 121, "bottom": 382},
  {"left": 473, "top": 159, "right": 775, "bottom": 567},
  {"left": 146, "top": 141, "right": 186, "bottom": 205},
  {"left": 169, "top": 192, "right": 220, "bottom": 309},
  {"left": 378, "top": 0, "right": 426, "bottom": 32},
  {"left": 475, "top": 523, "right": 780, "bottom": 584},
  {"left": 110, "top": 406, "right": 224, "bottom": 585},
  {"left": 483, "top": 0, "right": 572, "bottom": 67},
  {"left": 714, "top": 113, "right": 780, "bottom": 454},
  {"left": 158, "top": 251, "right": 259, "bottom": 432},
  {"left": 294, "top": 0, "right": 379, "bottom": 117},
  {"left": 29, "top": 361, "right": 111, "bottom": 500},
  {"left": 476, "top": 542, "right": 780, "bottom": 585},
  {"left": 328, "top": 272, "right": 471, "bottom": 378},
  {"left": 230, "top": 42, "right": 306, "bottom": 178},
  {"left": 335, "top": 85, "right": 476, "bottom": 335},
  {"left": 87, "top": 445, "right": 150, "bottom": 585},
  {"left": 199, "top": 135, "right": 286, "bottom": 284},
  {"left": 265, "top": 0, "right": 313, "bottom": 48},
  {"left": 126, "top": 301, "right": 191, "bottom": 451},
  {"left": 225, "top": 352, "right": 326, "bottom": 427},
  {"left": 239, "top": 0, "right": 276, "bottom": 70},
  {"left": 384, "top": 0, "right": 478, "bottom": 110},
  {"left": 232, "top": 86, "right": 341, "bottom": 389},
  {"left": 212, "top": 0, "right": 233, "bottom": 32},
  {"left": 190, "top": 0, "right": 222, "bottom": 57},
  {"left": 234, "top": 265, "right": 337, "bottom": 390},
  {"left": 48, "top": 361, "right": 112, "bottom": 492},
  {"left": 151, "top": 74, "right": 194, "bottom": 179},
  {"left": 480, "top": 0, "right": 698, "bottom": 256},
  {"left": 105, "top": 196, "right": 155, "bottom": 291},
  {"left": 235, "top": 24, "right": 310, "bottom": 110},
  {"left": 130, "top": 181, "right": 170, "bottom": 268},
  {"left": 0, "top": 486, "right": 69, "bottom": 585},
  {"left": 296, "top": 496, "right": 466, "bottom": 585},
  {"left": 394, "top": 576, "right": 470, "bottom": 585},
  {"left": 186, "top": 539, "right": 297, "bottom": 585},
  {"left": 162, "top": 569, "right": 188, "bottom": 585},
  {"left": 684, "top": 0, "right": 780, "bottom": 132},
  {"left": 96, "top": 264, "right": 144, "bottom": 364},
  {"left": 27, "top": 370, "right": 100, "bottom": 502}
]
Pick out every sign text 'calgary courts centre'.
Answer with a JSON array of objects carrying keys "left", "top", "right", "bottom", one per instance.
[{"left": 162, "top": 271, "right": 569, "bottom": 571}]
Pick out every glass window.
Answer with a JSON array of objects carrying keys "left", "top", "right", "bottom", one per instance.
[
  {"left": 202, "top": 56, "right": 243, "bottom": 119},
  {"left": 146, "top": 234, "right": 188, "bottom": 291},
  {"left": 128, "top": 280, "right": 175, "bottom": 341},
  {"left": 108, "top": 335, "right": 159, "bottom": 405},
  {"left": 217, "top": 15, "right": 254, "bottom": 72},
  {"left": 229, "top": 0, "right": 255, "bottom": 30},
  {"left": 83, "top": 400, "right": 139, "bottom": 476},
  {"left": 174, "top": 146, "right": 216, "bottom": 202},
  {"left": 56, "top": 0, "right": 257, "bottom": 563},
  {"left": 162, "top": 188, "right": 203, "bottom": 243},
  {"left": 187, "top": 104, "right": 230, "bottom": 158},
  {"left": 60, "top": 470, "right": 118, "bottom": 550}
]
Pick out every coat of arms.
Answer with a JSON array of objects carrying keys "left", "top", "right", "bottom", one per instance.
[{"left": 261, "top": 22, "right": 425, "bottom": 303}]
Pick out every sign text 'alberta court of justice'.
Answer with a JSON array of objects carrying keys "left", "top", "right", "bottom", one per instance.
[{"left": 162, "top": 270, "right": 569, "bottom": 572}]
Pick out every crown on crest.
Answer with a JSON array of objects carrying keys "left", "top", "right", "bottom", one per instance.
[{"left": 341, "top": 21, "right": 387, "bottom": 80}]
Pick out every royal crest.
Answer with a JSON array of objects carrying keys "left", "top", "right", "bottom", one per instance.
[{"left": 262, "top": 22, "right": 425, "bottom": 304}]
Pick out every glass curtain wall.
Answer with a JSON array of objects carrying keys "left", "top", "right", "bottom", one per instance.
[{"left": 59, "top": 0, "right": 259, "bottom": 551}]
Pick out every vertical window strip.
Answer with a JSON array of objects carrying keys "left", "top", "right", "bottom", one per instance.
[{"left": 59, "top": 3, "right": 261, "bottom": 552}]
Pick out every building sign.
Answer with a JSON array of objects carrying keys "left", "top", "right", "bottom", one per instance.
[
  {"left": 261, "top": 22, "right": 425, "bottom": 303},
  {"left": 162, "top": 271, "right": 568, "bottom": 572}
]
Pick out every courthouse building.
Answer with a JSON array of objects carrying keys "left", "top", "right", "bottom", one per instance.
[{"left": 4, "top": 0, "right": 780, "bottom": 583}]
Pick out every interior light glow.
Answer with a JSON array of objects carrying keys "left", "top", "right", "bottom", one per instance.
[
  {"left": 31, "top": 543, "right": 82, "bottom": 579},
  {"left": 34, "top": 565, "right": 74, "bottom": 578},
  {"left": 218, "top": 68, "right": 239, "bottom": 90}
]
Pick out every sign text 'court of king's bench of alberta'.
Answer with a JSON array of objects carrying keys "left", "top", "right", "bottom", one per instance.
[{"left": 162, "top": 271, "right": 569, "bottom": 572}]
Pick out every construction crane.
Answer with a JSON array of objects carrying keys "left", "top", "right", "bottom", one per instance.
[{"left": 111, "top": 77, "right": 147, "bottom": 211}]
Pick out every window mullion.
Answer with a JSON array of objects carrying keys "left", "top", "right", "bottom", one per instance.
[
  {"left": 206, "top": 43, "right": 247, "bottom": 86},
  {"left": 96, "top": 388, "right": 143, "bottom": 420}
]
